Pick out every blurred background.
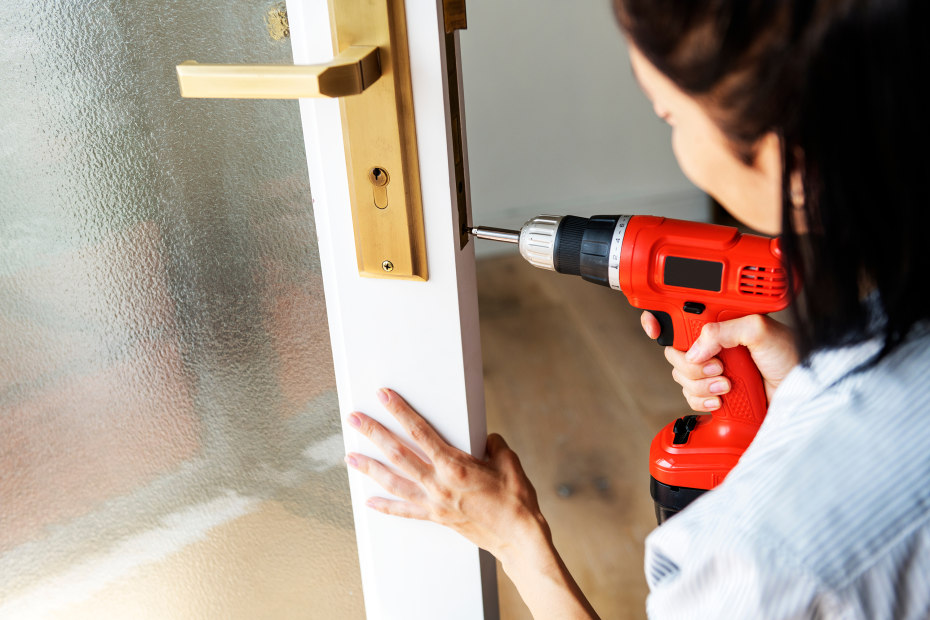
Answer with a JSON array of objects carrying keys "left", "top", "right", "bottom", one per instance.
[
  {"left": 459, "top": 2, "right": 708, "bottom": 618},
  {"left": 460, "top": 1, "right": 708, "bottom": 251}
]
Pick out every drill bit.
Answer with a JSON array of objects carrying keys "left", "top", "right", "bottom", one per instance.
[{"left": 469, "top": 226, "right": 520, "bottom": 244}]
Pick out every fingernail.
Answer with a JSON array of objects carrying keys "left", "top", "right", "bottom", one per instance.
[
  {"left": 345, "top": 454, "right": 358, "bottom": 467},
  {"left": 348, "top": 413, "right": 361, "bottom": 428},
  {"left": 710, "top": 381, "right": 727, "bottom": 394},
  {"left": 704, "top": 398, "right": 719, "bottom": 410},
  {"left": 377, "top": 389, "right": 390, "bottom": 405},
  {"left": 703, "top": 362, "right": 721, "bottom": 376}
]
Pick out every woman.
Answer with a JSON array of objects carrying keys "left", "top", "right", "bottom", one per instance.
[{"left": 344, "top": 0, "right": 930, "bottom": 617}]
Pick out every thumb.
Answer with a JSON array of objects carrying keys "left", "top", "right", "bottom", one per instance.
[
  {"left": 486, "top": 433, "right": 510, "bottom": 458},
  {"left": 486, "top": 433, "right": 524, "bottom": 474},
  {"left": 686, "top": 315, "right": 771, "bottom": 364},
  {"left": 685, "top": 315, "right": 798, "bottom": 401}
]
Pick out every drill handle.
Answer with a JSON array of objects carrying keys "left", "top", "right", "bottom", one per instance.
[
  {"left": 649, "top": 308, "right": 768, "bottom": 427},
  {"left": 650, "top": 310, "right": 768, "bottom": 432},
  {"left": 713, "top": 344, "right": 767, "bottom": 427}
]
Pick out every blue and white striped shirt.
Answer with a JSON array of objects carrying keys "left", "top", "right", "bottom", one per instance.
[{"left": 645, "top": 323, "right": 930, "bottom": 619}]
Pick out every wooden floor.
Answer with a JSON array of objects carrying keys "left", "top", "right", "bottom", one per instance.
[{"left": 477, "top": 254, "right": 692, "bottom": 620}]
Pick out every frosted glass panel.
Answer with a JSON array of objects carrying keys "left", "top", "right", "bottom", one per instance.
[{"left": 0, "top": 2, "right": 364, "bottom": 618}]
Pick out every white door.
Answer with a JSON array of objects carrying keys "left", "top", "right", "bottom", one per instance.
[
  {"left": 290, "top": 0, "right": 496, "bottom": 617},
  {"left": 0, "top": 0, "right": 494, "bottom": 618}
]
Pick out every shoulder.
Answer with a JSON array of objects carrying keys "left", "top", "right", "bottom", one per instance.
[
  {"left": 645, "top": 504, "right": 835, "bottom": 618},
  {"left": 645, "top": 325, "right": 930, "bottom": 618},
  {"left": 646, "top": 501, "right": 930, "bottom": 619}
]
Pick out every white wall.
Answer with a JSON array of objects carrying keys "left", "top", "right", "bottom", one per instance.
[{"left": 459, "top": 0, "right": 708, "bottom": 256}]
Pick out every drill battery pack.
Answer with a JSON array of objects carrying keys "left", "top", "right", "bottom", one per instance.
[
  {"left": 649, "top": 412, "right": 760, "bottom": 524},
  {"left": 650, "top": 476, "right": 707, "bottom": 524}
]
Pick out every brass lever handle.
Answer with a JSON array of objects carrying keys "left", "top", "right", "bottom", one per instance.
[
  {"left": 175, "top": 0, "right": 428, "bottom": 281},
  {"left": 176, "top": 45, "right": 381, "bottom": 99}
]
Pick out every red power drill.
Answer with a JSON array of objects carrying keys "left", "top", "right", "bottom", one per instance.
[{"left": 471, "top": 214, "right": 790, "bottom": 523}]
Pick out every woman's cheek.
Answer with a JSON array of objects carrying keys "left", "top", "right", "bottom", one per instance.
[
  {"left": 671, "top": 126, "right": 749, "bottom": 218},
  {"left": 671, "top": 127, "right": 713, "bottom": 196},
  {"left": 669, "top": 123, "right": 783, "bottom": 234}
]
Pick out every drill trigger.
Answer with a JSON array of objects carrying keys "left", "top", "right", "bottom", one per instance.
[{"left": 648, "top": 310, "right": 675, "bottom": 347}]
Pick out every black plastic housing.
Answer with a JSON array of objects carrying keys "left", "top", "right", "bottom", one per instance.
[{"left": 650, "top": 476, "right": 707, "bottom": 525}]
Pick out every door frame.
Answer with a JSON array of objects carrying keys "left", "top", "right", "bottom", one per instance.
[{"left": 288, "top": 1, "right": 497, "bottom": 617}]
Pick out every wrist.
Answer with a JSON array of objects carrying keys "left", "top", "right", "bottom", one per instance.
[
  {"left": 496, "top": 508, "right": 558, "bottom": 578},
  {"left": 494, "top": 509, "right": 600, "bottom": 619}
]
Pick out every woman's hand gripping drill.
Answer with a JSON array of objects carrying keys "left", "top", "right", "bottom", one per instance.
[{"left": 640, "top": 312, "right": 799, "bottom": 412}]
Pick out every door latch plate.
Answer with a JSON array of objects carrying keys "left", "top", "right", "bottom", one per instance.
[{"left": 333, "top": 0, "right": 427, "bottom": 281}]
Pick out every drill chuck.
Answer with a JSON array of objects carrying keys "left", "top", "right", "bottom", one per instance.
[
  {"left": 471, "top": 214, "right": 633, "bottom": 290},
  {"left": 516, "top": 215, "right": 561, "bottom": 270},
  {"left": 521, "top": 215, "right": 632, "bottom": 290}
]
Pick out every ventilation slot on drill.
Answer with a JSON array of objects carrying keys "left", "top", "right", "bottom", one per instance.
[{"left": 739, "top": 266, "right": 788, "bottom": 297}]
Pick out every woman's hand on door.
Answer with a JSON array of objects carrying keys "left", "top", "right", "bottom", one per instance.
[
  {"left": 344, "top": 388, "right": 545, "bottom": 564},
  {"left": 345, "top": 388, "right": 600, "bottom": 619}
]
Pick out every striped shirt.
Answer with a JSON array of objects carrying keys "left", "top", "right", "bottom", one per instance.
[{"left": 645, "top": 322, "right": 930, "bottom": 619}]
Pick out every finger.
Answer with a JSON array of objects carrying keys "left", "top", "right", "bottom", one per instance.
[
  {"left": 377, "top": 389, "right": 451, "bottom": 462},
  {"left": 346, "top": 453, "right": 427, "bottom": 503},
  {"left": 348, "top": 412, "right": 431, "bottom": 480},
  {"left": 641, "top": 311, "right": 661, "bottom": 340},
  {"left": 670, "top": 370, "right": 731, "bottom": 399},
  {"left": 686, "top": 315, "right": 769, "bottom": 364},
  {"left": 365, "top": 497, "right": 431, "bottom": 521},
  {"left": 681, "top": 388, "right": 722, "bottom": 412},
  {"left": 666, "top": 346, "right": 723, "bottom": 381}
]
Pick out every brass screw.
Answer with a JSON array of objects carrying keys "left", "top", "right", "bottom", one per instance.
[{"left": 382, "top": 260, "right": 394, "bottom": 272}]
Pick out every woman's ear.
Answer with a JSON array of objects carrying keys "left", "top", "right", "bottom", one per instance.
[
  {"left": 789, "top": 169, "right": 804, "bottom": 209},
  {"left": 785, "top": 146, "right": 809, "bottom": 233}
]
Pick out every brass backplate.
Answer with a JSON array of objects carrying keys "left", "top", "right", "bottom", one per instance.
[{"left": 331, "top": 0, "right": 427, "bottom": 281}]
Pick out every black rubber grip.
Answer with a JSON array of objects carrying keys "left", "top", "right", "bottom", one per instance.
[
  {"left": 553, "top": 214, "right": 620, "bottom": 288},
  {"left": 650, "top": 476, "right": 707, "bottom": 524},
  {"left": 578, "top": 215, "right": 619, "bottom": 287},
  {"left": 553, "top": 216, "right": 586, "bottom": 275}
]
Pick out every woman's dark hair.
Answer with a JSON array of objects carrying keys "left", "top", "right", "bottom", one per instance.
[{"left": 614, "top": 0, "right": 929, "bottom": 362}]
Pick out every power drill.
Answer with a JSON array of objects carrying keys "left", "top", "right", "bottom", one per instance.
[{"left": 470, "top": 214, "right": 790, "bottom": 523}]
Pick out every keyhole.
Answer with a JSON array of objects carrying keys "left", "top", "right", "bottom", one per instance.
[
  {"left": 368, "top": 167, "right": 389, "bottom": 208},
  {"left": 369, "top": 167, "right": 388, "bottom": 187}
]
